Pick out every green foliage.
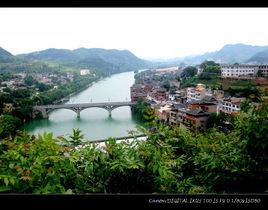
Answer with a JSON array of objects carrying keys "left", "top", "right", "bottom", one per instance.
[
  {"left": 69, "top": 128, "right": 84, "bottom": 146},
  {"left": 24, "top": 75, "right": 36, "bottom": 86},
  {"left": 207, "top": 112, "right": 234, "bottom": 131},
  {"left": 200, "top": 61, "right": 221, "bottom": 74},
  {"left": 161, "top": 80, "right": 170, "bottom": 91},
  {"left": 234, "top": 103, "right": 268, "bottom": 192},
  {"left": 240, "top": 99, "right": 253, "bottom": 112},
  {"left": 133, "top": 100, "right": 156, "bottom": 124},
  {"left": 226, "top": 85, "right": 260, "bottom": 102},
  {"left": 0, "top": 101, "right": 267, "bottom": 193},
  {"left": 0, "top": 114, "right": 22, "bottom": 139},
  {"left": 180, "top": 66, "right": 197, "bottom": 78},
  {"left": 0, "top": 131, "right": 77, "bottom": 193}
]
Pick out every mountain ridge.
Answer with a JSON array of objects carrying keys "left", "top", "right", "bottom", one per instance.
[{"left": 17, "top": 47, "right": 148, "bottom": 73}]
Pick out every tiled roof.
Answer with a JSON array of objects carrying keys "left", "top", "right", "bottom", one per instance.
[{"left": 186, "top": 108, "right": 208, "bottom": 116}]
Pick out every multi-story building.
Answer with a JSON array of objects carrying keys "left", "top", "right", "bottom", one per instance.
[
  {"left": 187, "top": 97, "right": 218, "bottom": 113},
  {"left": 130, "top": 84, "right": 151, "bottom": 102},
  {"left": 167, "top": 103, "right": 209, "bottom": 130},
  {"left": 220, "top": 64, "right": 268, "bottom": 78},
  {"left": 187, "top": 84, "right": 212, "bottom": 102},
  {"left": 258, "top": 65, "right": 268, "bottom": 77},
  {"left": 217, "top": 97, "right": 246, "bottom": 115}
]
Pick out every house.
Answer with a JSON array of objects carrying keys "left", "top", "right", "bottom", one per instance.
[
  {"left": 187, "top": 97, "right": 218, "bottom": 113},
  {"left": 187, "top": 84, "right": 212, "bottom": 102},
  {"left": 217, "top": 97, "right": 246, "bottom": 115},
  {"left": 168, "top": 103, "right": 209, "bottom": 130},
  {"left": 130, "top": 84, "right": 149, "bottom": 102},
  {"left": 155, "top": 104, "right": 172, "bottom": 123},
  {"left": 80, "top": 69, "right": 90, "bottom": 76}
]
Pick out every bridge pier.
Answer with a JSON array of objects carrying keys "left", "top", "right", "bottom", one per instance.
[
  {"left": 72, "top": 107, "right": 82, "bottom": 118},
  {"left": 41, "top": 108, "right": 49, "bottom": 119}
]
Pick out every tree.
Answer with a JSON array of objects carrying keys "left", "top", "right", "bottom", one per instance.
[
  {"left": 257, "top": 70, "right": 263, "bottom": 77},
  {"left": 69, "top": 128, "right": 84, "bottom": 146},
  {"left": 133, "top": 100, "right": 156, "bottom": 123},
  {"left": 235, "top": 103, "right": 268, "bottom": 192},
  {"left": 240, "top": 99, "right": 252, "bottom": 112},
  {"left": 162, "top": 80, "right": 170, "bottom": 91},
  {"left": 36, "top": 82, "right": 51, "bottom": 92},
  {"left": 180, "top": 66, "right": 197, "bottom": 78},
  {"left": 200, "top": 61, "right": 221, "bottom": 75},
  {"left": 207, "top": 112, "right": 234, "bottom": 131},
  {"left": 0, "top": 114, "right": 21, "bottom": 138},
  {"left": 24, "top": 75, "right": 35, "bottom": 86}
]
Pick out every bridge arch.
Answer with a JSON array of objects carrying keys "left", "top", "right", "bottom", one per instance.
[
  {"left": 34, "top": 101, "right": 136, "bottom": 119},
  {"left": 46, "top": 107, "right": 77, "bottom": 114}
]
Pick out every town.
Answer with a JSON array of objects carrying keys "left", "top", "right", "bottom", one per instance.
[{"left": 131, "top": 62, "right": 268, "bottom": 131}]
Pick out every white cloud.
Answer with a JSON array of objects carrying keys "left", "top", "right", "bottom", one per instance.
[{"left": 1, "top": 8, "right": 268, "bottom": 59}]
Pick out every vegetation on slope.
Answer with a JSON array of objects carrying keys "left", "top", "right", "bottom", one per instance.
[{"left": 0, "top": 101, "right": 267, "bottom": 194}]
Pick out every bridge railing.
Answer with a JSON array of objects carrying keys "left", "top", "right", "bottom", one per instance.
[{"left": 34, "top": 101, "right": 136, "bottom": 109}]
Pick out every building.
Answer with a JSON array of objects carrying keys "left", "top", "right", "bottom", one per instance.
[
  {"left": 155, "top": 66, "right": 179, "bottom": 75},
  {"left": 220, "top": 64, "right": 268, "bottom": 78},
  {"left": 80, "top": 69, "right": 90, "bottom": 76},
  {"left": 155, "top": 104, "right": 171, "bottom": 123},
  {"left": 187, "top": 97, "right": 218, "bottom": 113},
  {"left": 150, "top": 87, "right": 168, "bottom": 102},
  {"left": 258, "top": 65, "right": 268, "bottom": 77},
  {"left": 130, "top": 84, "right": 150, "bottom": 102},
  {"left": 212, "top": 89, "right": 225, "bottom": 100},
  {"left": 217, "top": 97, "right": 246, "bottom": 115},
  {"left": 187, "top": 84, "right": 212, "bottom": 102},
  {"left": 165, "top": 103, "right": 209, "bottom": 130}
]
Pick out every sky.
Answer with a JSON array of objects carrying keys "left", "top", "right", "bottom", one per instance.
[{"left": 1, "top": 8, "right": 268, "bottom": 60}]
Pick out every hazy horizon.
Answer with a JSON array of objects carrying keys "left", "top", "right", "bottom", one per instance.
[{"left": 1, "top": 8, "right": 268, "bottom": 60}]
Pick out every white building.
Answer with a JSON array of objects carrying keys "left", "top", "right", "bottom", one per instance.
[
  {"left": 258, "top": 65, "right": 268, "bottom": 77},
  {"left": 217, "top": 97, "right": 245, "bottom": 114},
  {"left": 80, "top": 69, "right": 90, "bottom": 76},
  {"left": 220, "top": 64, "right": 268, "bottom": 78},
  {"left": 187, "top": 84, "right": 212, "bottom": 102}
]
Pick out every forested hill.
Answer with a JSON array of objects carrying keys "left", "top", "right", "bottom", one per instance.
[
  {"left": 0, "top": 47, "right": 17, "bottom": 63},
  {"left": 17, "top": 48, "right": 149, "bottom": 74}
]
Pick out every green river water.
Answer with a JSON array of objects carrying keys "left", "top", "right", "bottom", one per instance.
[{"left": 23, "top": 71, "right": 143, "bottom": 141}]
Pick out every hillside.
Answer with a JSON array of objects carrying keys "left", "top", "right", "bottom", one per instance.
[
  {"left": 247, "top": 49, "right": 268, "bottom": 64},
  {"left": 0, "top": 47, "right": 17, "bottom": 63},
  {"left": 18, "top": 48, "right": 148, "bottom": 74}
]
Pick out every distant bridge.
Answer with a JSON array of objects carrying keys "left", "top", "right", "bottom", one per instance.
[{"left": 33, "top": 101, "right": 137, "bottom": 118}]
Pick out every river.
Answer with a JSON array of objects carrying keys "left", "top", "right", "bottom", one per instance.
[{"left": 23, "top": 71, "right": 143, "bottom": 141}]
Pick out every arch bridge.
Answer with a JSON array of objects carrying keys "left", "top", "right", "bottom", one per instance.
[{"left": 33, "top": 101, "right": 137, "bottom": 118}]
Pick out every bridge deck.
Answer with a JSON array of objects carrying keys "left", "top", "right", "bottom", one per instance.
[{"left": 34, "top": 101, "right": 136, "bottom": 109}]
